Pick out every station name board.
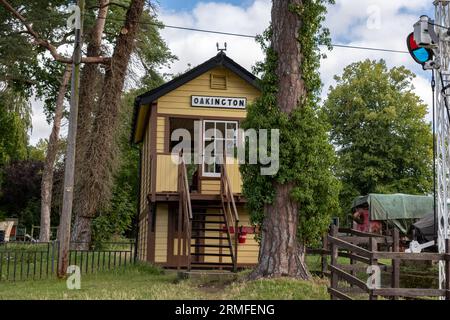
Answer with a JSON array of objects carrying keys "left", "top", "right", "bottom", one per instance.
[{"left": 191, "top": 95, "right": 246, "bottom": 109}]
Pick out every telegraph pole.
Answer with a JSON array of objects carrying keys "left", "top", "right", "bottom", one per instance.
[{"left": 57, "top": 0, "right": 84, "bottom": 278}]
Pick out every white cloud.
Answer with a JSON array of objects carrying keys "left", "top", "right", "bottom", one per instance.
[
  {"left": 158, "top": 0, "right": 271, "bottom": 74},
  {"left": 30, "top": 98, "right": 51, "bottom": 146}
]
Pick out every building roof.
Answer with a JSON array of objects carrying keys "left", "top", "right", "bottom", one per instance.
[{"left": 130, "top": 52, "right": 260, "bottom": 143}]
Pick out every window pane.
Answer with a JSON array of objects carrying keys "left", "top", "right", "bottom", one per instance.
[
  {"left": 205, "top": 121, "right": 215, "bottom": 140},
  {"left": 225, "top": 140, "right": 236, "bottom": 158},
  {"left": 216, "top": 122, "right": 225, "bottom": 139},
  {"left": 226, "top": 122, "right": 237, "bottom": 139}
]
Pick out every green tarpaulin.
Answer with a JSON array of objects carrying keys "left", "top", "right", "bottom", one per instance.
[{"left": 352, "top": 193, "right": 433, "bottom": 233}]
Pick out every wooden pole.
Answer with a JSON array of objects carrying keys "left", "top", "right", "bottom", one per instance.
[
  {"left": 321, "top": 233, "right": 328, "bottom": 275},
  {"left": 330, "top": 225, "right": 338, "bottom": 300},
  {"left": 391, "top": 228, "right": 400, "bottom": 300},
  {"left": 57, "top": 0, "right": 84, "bottom": 278},
  {"left": 369, "top": 237, "right": 378, "bottom": 300}
]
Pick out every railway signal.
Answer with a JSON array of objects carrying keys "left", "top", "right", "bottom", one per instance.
[{"left": 407, "top": 32, "right": 433, "bottom": 66}]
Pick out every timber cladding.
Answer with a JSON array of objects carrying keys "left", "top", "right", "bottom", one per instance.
[{"left": 132, "top": 52, "right": 261, "bottom": 268}]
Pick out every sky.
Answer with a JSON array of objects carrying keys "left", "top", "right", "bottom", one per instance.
[{"left": 30, "top": 0, "right": 435, "bottom": 145}]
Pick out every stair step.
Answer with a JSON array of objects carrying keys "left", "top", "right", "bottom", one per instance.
[
  {"left": 192, "top": 228, "right": 224, "bottom": 232},
  {"left": 191, "top": 252, "right": 232, "bottom": 257},
  {"left": 193, "top": 213, "right": 224, "bottom": 217},
  {"left": 192, "top": 220, "right": 224, "bottom": 224},
  {"left": 191, "top": 244, "right": 231, "bottom": 248},
  {"left": 191, "top": 236, "right": 229, "bottom": 240},
  {"left": 190, "top": 262, "right": 234, "bottom": 267},
  {"left": 192, "top": 205, "right": 223, "bottom": 209}
]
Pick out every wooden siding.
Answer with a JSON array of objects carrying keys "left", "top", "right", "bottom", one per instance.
[
  {"left": 140, "top": 119, "right": 152, "bottom": 213},
  {"left": 236, "top": 208, "right": 259, "bottom": 265},
  {"left": 201, "top": 180, "right": 221, "bottom": 195},
  {"left": 226, "top": 158, "right": 242, "bottom": 194},
  {"left": 156, "top": 66, "right": 259, "bottom": 118},
  {"left": 155, "top": 204, "right": 169, "bottom": 263},
  {"left": 156, "top": 116, "right": 165, "bottom": 153},
  {"left": 202, "top": 207, "right": 258, "bottom": 265},
  {"left": 156, "top": 154, "right": 178, "bottom": 193},
  {"left": 138, "top": 214, "right": 148, "bottom": 261}
]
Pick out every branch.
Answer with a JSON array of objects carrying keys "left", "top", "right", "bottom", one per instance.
[
  {"left": 87, "top": 1, "right": 128, "bottom": 10},
  {"left": 0, "top": 0, "right": 111, "bottom": 65}
]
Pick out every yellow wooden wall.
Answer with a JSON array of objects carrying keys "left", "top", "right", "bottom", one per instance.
[
  {"left": 156, "top": 154, "right": 178, "bottom": 192},
  {"left": 154, "top": 204, "right": 169, "bottom": 263},
  {"left": 156, "top": 116, "right": 165, "bottom": 153},
  {"left": 138, "top": 214, "right": 148, "bottom": 261},
  {"left": 140, "top": 121, "right": 152, "bottom": 213},
  {"left": 156, "top": 66, "right": 260, "bottom": 117},
  {"left": 202, "top": 207, "right": 258, "bottom": 265}
]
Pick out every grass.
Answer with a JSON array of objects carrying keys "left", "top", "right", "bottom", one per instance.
[{"left": 0, "top": 263, "right": 329, "bottom": 300}]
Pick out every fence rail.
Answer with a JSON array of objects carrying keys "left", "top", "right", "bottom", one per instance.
[
  {"left": 0, "top": 241, "right": 135, "bottom": 282},
  {"left": 326, "top": 225, "right": 450, "bottom": 300}
]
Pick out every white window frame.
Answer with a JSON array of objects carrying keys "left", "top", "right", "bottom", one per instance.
[{"left": 202, "top": 120, "right": 239, "bottom": 178}]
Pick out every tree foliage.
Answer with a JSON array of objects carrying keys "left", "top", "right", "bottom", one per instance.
[
  {"left": 0, "top": 88, "right": 30, "bottom": 168},
  {"left": 323, "top": 60, "right": 433, "bottom": 214},
  {"left": 240, "top": 0, "right": 340, "bottom": 246}
]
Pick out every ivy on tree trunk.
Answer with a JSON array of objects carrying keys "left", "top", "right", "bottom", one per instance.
[{"left": 242, "top": 0, "right": 339, "bottom": 280}]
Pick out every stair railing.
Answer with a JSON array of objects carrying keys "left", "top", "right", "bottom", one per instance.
[
  {"left": 178, "top": 151, "right": 193, "bottom": 271},
  {"left": 220, "top": 155, "right": 240, "bottom": 272}
]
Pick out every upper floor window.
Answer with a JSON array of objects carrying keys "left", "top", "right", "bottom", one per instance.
[{"left": 203, "top": 120, "right": 238, "bottom": 177}]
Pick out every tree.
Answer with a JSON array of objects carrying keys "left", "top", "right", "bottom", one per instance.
[
  {"left": 1, "top": 0, "right": 174, "bottom": 248},
  {"left": 323, "top": 60, "right": 433, "bottom": 214},
  {"left": 71, "top": 1, "right": 174, "bottom": 246},
  {"left": 0, "top": 88, "right": 30, "bottom": 168},
  {"left": 0, "top": 160, "right": 43, "bottom": 229},
  {"left": 39, "top": 66, "right": 71, "bottom": 242},
  {"left": 241, "top": 0, "right": 339, "bottom": 279}
]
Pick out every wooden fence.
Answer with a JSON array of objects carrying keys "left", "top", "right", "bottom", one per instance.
[{"left": 323, "top": 225, "right": 450, "bottom": 300}]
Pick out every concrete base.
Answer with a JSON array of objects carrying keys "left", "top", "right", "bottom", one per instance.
[{"left": 177, "top": 270, "right": 239, "bottom": 283}]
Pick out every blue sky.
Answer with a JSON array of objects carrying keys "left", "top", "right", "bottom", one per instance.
[
  {"left": 159, "top": 0, "right": 254, "bottom": 11},
  {"left": 30, "top": 0, "right": 437, "bottom": 144}
]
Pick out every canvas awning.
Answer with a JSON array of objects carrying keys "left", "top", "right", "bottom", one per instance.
[{"left": 352, "top": 193, "right": 433, "bottom": 233}]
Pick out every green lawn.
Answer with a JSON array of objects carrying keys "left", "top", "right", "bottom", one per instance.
[{"left": 0, "top": 263, "right": 329, "bottom": 300}]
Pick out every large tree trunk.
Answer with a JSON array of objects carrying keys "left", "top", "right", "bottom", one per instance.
[
  {"left": 39, "top": 66, "right": 71, "bottom": 242},
  {"left": 74, "top": 0, "right": 109, "bottom": 186},
  {"left": 250, "top": 0, "right": 309, "bottom": 280},
  {"left": 71, "top": 0, "right": 145, "bottom": 247}
]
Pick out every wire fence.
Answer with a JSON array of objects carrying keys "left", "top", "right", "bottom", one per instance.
[{"left": 0, "top": 241, "right": 135, "bottom": 282}]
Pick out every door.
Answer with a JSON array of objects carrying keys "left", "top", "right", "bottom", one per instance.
[{"left": 167, "top": 204, "right": 202, "bottom": 267}]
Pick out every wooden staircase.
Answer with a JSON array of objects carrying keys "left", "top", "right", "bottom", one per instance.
[
  {"left": 190, "top": 203, "right": 235, "bottom": 270},
  {"left": 177, "top": 153, "right": 239, "bottom": 272}
]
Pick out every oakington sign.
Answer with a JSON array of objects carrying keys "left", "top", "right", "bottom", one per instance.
[{"left": 191, "top": 95, "right": 247, "bottom": 109}]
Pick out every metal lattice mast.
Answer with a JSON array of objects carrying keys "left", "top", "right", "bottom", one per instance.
[{"left": 434, "top": 0, "right": 450, "bottom": 291}]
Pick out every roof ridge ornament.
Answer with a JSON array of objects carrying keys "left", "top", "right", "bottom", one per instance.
[{"left": 216, "top": 42, "right": 227, "bottom": 53}]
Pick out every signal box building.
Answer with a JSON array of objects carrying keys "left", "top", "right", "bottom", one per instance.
[{"left": 131, "top": 52, "right": 261, "bottom": 270}]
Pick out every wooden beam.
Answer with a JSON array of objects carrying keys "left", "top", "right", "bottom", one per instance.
[
  {"left": 372, "top": 252, "right": 447, "bottom": 261},
  {"left": 327, "top": 235, "right": 372, "bottom": 258},
  {"left": 327, "top": 287, "right": 353, "bottom": 300},
  {"left": 339, "top": 228, "right": 392, "bottom": 239},
  {"left": 372, "top": 288, "right": 446, "bottom": 298},
  {"left": 329, "top": 265, "right": 370, "bottom": 293}
]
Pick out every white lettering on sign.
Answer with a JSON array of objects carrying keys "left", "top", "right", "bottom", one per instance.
[{"left": 191, "top": 96, "right": 246, "bottom": 109}]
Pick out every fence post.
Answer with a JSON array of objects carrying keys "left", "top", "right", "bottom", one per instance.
[
  {"left": 369, "top": 237, "right": 378, "bottom": 300},
  {"left": 321, "top": 233, "right": 328, "bottom": 276},
  {"left": 391, "top": 229, "right": 400, "bottom": 300},
  {"left": 446, "top": 239, "right": 450, "bottom": 300},
  {"left": 330, "top": 224, "right": 338, "bottom": 300}
]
